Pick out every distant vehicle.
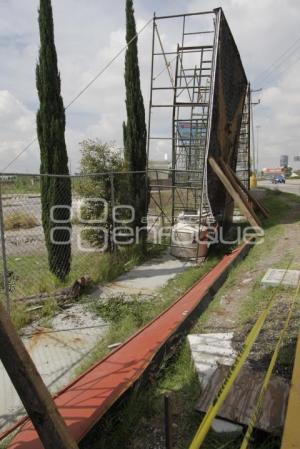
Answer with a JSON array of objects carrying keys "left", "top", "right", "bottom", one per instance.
[{"left": 271, "top": 175, "right": 285, "bottom": 184}]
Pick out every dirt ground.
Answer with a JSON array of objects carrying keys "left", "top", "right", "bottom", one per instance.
[{"left": 199, "top": 190, "right": 300, "bottom": 379}]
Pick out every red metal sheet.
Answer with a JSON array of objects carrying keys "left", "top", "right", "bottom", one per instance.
[{"left": 8, "top": 243, "right": 250, "bottom": 449}]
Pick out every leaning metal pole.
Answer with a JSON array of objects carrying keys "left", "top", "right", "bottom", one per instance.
[
  {"left": 146, "top": 14, "right": 156, "bottom": 182},
  {"left": 0, "top": 178, "right": 10, "bottom": 313},
  {"left": 247, "top": 83, "right": 251, "bottom": 189}
]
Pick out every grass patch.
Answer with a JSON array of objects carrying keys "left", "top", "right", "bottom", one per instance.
[
  {"left": 4, "top": 211, "right": 38, "bottom": 230},
  {"left": 1, "top": 244, "right": 162, "bottom": 300},
  {"left": 0, "top": 177, "right": 41, "bottom": 195},
  {"left": 93, "top": 297, "right": 154, "bottom": 328},
  {"left": 81, "top": 342, "right": 201, "bottom": 449},
  {"left": 39, "top": 298, "right": 59, "bottom": 327},
  {"left": 0, "top": 244, "right": 164, "bottom": 332},
  {"left": 10, "top": 297, "right": 59, "bottom": 331},
  {"left": 11, "top": 302, "right": 32, "bottom": 330}
]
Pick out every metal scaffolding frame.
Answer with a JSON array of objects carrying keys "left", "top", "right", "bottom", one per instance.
[
  {"left": 146, "top": 9, "right": 250, "bottom": 259},
  {"left": 146, "top": 10, "right": 220, "bottom": 258}
]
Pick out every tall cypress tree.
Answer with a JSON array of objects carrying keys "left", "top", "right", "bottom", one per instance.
[
  {"left": 123, "top": 0, "right": 148, "bottom": 249},
  {"left": 36, "top": 0, "right": 72, "bottom": 280}
]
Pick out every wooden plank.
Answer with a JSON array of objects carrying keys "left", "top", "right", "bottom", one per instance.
[
  {"left": 281, "top": 333, "right": 300, "bottom": 449},
  {"left": 218, "top": 159, "right": 260, "bottom": 213},
  {"left": 208, "top": 157, "right": 261, "bottom": 228},
  {"left": 196, "top": 365, "right": 289, "bottom": 433},
  {"left": 223, "top": 165, "right": 262, "bottom": 226},
  {"left": 0, "top": 301, "right": 79, "bottom": 449},
  {"left": 221, "top": 161, "right": 268, "bottom": 220},
  {"left": 224, "top": 162, "right": 270, "bottom": 218}
]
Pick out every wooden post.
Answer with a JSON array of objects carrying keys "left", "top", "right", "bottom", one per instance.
[
  {"left": 225, "top": 163, "right": 269, "bottom": 218},
  {"left": 0, "top": 300, "right": 79, "bottom": 449},
  {"left": 208, "top": 157, "right": 261, "bottom": 228},
  {"left": 164, "top": 395, "right": 172, "bottom": 449}
]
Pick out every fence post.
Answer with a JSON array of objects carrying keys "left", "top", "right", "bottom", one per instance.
[
  {"left": 110, "top": 173, "right": 116, "bottom": 253},
  {"left": 156, "top": 169, "right": 165, "bottom": 228},
  {"left": 0, "top": 177, "right": 10, "bottom": 314},
  {"left": 164, "top": 394, "right": 172, "bottom": 449}
]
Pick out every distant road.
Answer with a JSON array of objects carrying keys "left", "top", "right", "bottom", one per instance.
[{"left": 258, "top": 179, "right": 300, "bottom": 196}]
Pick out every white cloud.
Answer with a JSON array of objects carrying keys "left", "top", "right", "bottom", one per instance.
[{"left": 0, "top": 90, "right": 37, "bottom": 172}]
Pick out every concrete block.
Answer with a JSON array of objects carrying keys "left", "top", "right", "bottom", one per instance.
[
  {"left": 188, "top": 333, "right": 236, "bottom": 389},
  {"left": 261, "top": 268, "right": 300, "bottom": 288}
]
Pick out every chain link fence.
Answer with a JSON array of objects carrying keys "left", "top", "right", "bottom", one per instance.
[
  {"left": 0, "top": 172, "right": 147, "bottom": 307},
  {"left": 0, "top": 170, "right": 152, "bottom": 435},
  {"left": 0, "top": 168, "right": 205, "bottom": 437},
  {"left": 0, "top": 169, "right": 210, "bottom": 309}
]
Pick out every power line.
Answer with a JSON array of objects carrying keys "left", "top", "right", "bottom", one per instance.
[
  {"left": 2, "top": 17, "right": 153, "bottom": 172},
  {"left": 257, "top": 50, "right": 300, "bottom": 108},
  {"left": 261, "top": 52, "right": 300, "bottom": 87},
  {"left": 65, "top": 17, "right": 152, "bottom": 110},
  {"left": 3, "top": 137, "right": 39, "bottom": 172},
  {"left": 259, "top": 45, "right": 300, "bottom": 86},
  {"left": 253, "top": 36, "right": 300, "bottom": 86},
  {"left": 253, "top": 36, "right": 300, "bottom": 83}
]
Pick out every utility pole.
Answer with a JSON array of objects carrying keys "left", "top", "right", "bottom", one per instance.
[
  {"left": 250, "top": 88, "right": 262, "bottom": 177},
  {"left": 0, "top": 300, "right": 79, "bottom": 449},
  {"left": 256, "top": 125, "right": 261, "bottom": 175}
]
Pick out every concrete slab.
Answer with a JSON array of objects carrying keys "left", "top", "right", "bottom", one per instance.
[
  {"left": 188, "top": 333, "right": 237, "bottom": 389},
  {"left": 93, "top": 252, "right": 193, "bottom": 300},
  {"left": 0, "top": 304, "right": 108, "bottom": 433},
  {"left": 261, "top": 268, "right": 300, "bottom": 288},
  {"left": 188, "top": 333, "right": 241, "bottom": 433}
]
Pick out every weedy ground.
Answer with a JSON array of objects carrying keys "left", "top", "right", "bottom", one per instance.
[
  {"left": 3, "top": 244, "right": 163, "bottom": 331},
  {"left": 81, "top": 188, "right": 300, "bottom": 449}
]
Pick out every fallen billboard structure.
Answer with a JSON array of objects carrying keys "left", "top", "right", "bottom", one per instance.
[{"left": 147, "top": 8, "right": 252, "bottom": 259}]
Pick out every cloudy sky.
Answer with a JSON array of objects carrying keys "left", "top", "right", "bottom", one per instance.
[{"left": 1, "top": 0, "right": 300, "bottom": 173}]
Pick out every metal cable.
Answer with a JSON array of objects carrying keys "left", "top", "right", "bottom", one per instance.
[{"left": 253, "top": 36, "right": 300, "bottom": 85}]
